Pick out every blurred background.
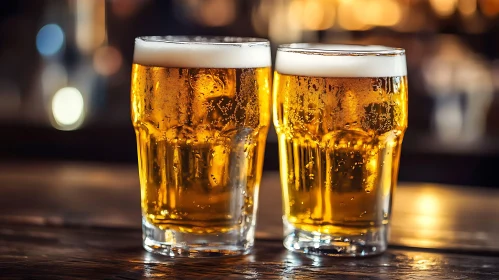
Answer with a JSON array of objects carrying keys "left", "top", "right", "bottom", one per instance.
[{"left": 1, "top": 0, "right": 499, "bottom": 186}]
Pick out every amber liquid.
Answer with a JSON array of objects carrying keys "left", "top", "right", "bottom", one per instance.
[
  {"left": 273, "top": 73, "right": 408, "bottom": 235},
  {"left": 131, "top": 65, "right": 271, "bottom": 234}
]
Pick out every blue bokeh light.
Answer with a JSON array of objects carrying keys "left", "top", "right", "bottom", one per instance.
[{"left": 36, "top": 24, "right": 65, "bottom": 56}]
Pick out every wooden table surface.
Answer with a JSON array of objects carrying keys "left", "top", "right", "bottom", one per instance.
[{"left": 0, "top": 162, "right": 498, "bottom": 279}]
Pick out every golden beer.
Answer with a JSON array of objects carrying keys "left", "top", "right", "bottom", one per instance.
[
  {"left": 273, "top": 44, "right": 408, "bottom": 256},
  {"left": 131, "top": 37, "right": 271, "bottom": 257}
]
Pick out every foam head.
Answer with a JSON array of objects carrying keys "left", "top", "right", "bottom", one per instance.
[
  {"left": 275, "top": 44, "right": 407, "bottom": 77},
  {"left": 134, "top": 36, "right": 271, "bottom": 69}
]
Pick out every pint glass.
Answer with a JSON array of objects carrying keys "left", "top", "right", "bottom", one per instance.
[
  {"left": 131, "top": 36, "right": 271, "bottom": 257},
  {"left": 273, "top": 44, "right": 408, "bottom": 256}
]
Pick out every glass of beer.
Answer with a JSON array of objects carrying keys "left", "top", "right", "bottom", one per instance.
[
  {"left": 273, "top": 44, "right": 408, "bottom": 256},
  {"left": 131, "top": 36, "right": 271, "bottom": 257}
]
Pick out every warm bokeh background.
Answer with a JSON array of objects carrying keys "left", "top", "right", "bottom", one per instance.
[{"left": 1, "top": 0, "right": 499, "bottom": 186}]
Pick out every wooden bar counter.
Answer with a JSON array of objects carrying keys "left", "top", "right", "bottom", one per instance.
[{"left": 0, "top": 162, "right": 498, "bottom": 279}]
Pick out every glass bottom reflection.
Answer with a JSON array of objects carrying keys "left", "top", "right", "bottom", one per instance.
[
  {"left": 142, "top": 218, "right": 254, "bottom": 258},
  {"left": 283, "top": 218, "right": 387, "bottom": 257}
]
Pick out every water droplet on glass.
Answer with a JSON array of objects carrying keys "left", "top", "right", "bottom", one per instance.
[{"left": 305, "top": 161, "right": 314, "bottom": 169}]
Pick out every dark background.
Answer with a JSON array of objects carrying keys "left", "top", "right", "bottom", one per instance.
[{"left": 1, "top": 0, "right": 499, "bottom": 186}]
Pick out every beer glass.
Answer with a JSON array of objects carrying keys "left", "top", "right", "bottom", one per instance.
[
  {"left": 273, "top": 44, "right": 408, "bottom": 256},
  {"left": 131, "top": 36, "right": 271, "bottom": 257}
]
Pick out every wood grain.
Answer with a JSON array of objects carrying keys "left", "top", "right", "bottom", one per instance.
[
  {"left": 0, "top": 162, "right": 498, "bottom": 279},
  {"left": 0, "top": 224, "right": 498, "bottom": 280}
]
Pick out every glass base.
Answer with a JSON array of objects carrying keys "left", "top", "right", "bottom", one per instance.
[
  {"left": 283, "top": 220, "right": 388, "bottom": 257},
  {"left": 142, "top": 218, "right": 253, "bottom": 258}
]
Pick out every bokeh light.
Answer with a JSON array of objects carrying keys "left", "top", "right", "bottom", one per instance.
[
  {"left": 358, "top": 0, "right": 402, "bottom": 27},
  {"left": 36, "top": 24, "right": 65, "bottom": 56},
  {"left": 458, "top": 0, "right": 477, "bottom": 17},
  {"left": 76, "top": 0, "right": 106, "bottom": 54},
  {"left": 110, "top": 0, "right": 147, "bottom": 18},
  {"left": 338, "top": 0, "right": 370, "bottom": 31},
  {"left": 198, "top": 0, "right": 236, "bottom": 27},
  {"left": 51, "top": 87, "right": 85, "bottom": 130},
  {"left": 479, "top": 0, "right": 499, "bottom": 17},
  {"left": 93, "top": 46, "right": 123, "bottom": 76},
  {"left": 430, "top": 0, "right": 458, "bottom": 18},
  {"left": 268, "top": 0, "right": 303, "bottom": 43},
  {"left": 300, "top": 0, "right": 336, "bottom": 31}
]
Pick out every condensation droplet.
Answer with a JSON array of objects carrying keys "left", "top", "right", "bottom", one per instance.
[{"left": 305, "top": 161, "right": 314, "bottom": 169}]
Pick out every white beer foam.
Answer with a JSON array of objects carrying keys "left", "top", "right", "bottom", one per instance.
[
  {"left": 275, "top": 44, "right": 407, "bottom": 77},
  {"left": 134, "top": 37, "right": 271, "bottom": 68}
]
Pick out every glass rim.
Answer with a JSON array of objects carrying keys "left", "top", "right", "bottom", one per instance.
[
  {"left": 136, "top": 36, "right": 270, "bottom": 47},
  {"left": 277, "top": 43, "right": 405, "bottom": 56}
]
